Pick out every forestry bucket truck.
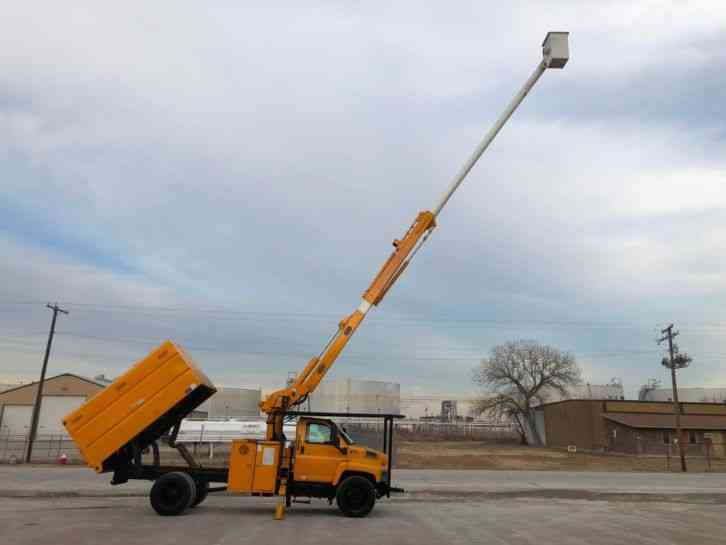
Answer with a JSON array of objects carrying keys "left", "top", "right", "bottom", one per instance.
[{"left": 62, "top": 32, "right": 569, "bottom": 518}]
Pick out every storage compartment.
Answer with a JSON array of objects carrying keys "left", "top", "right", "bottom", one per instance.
[
  {"left": 63, "top": 340, "right": 216, "bottom": 472},
  {"left": 228, "top": 439, "right": 281, "bottom": 494}
]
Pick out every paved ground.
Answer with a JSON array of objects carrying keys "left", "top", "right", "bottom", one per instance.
[
  {"left": 2, "top": 465, "right": 725, "bottom": 497},
  {"left": 1, "top": 466, "right": 725, "bottom": 544}
]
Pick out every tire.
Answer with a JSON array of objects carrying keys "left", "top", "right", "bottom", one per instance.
[
  {"left": 336, "top": 476, "right": 376, "bottom": 518},
  {"left": 150, "top": 472, "right": 197, "bottom": 516},
  {"left": 190, "top": 480, "right": 209, "bottom": 507}
]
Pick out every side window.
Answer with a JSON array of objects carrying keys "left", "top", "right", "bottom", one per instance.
[{"left": 306, "top": 422, "right": 333, "bottom": 444}]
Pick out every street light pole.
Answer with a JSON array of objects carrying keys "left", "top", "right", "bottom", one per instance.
[{"left": 26, "top": 303, "right": 69, "bottom": 463}]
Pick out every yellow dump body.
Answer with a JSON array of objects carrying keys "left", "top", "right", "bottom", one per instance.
[{"left": 63, "top": 340, "right": 216, "bottom": 473}]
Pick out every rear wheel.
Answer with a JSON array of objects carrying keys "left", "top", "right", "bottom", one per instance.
[
  {"left": 336, "top": 476, "right": 376, "bottom": 517},
  {"left": 190, "top": 480, "right": 209, "bottom": 507},
  {"left": 150, "top": 472, "right": 197, "bottom": 516}
]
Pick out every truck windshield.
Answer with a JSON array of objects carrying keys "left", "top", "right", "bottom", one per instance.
[{"left": 339, "top": 427, "right": 355, "bottom": 445}]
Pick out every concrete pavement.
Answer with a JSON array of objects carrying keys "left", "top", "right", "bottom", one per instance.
[
  {"left": 1, "top": 494, "right": 723, "bottom": 545},
  {"left": 1, "top": 466, "right": 724, "bottom": 497},
  {"left": 2, "top": 467, "right": 725, "bottom": 545}
]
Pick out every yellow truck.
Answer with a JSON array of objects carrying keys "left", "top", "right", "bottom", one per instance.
[
  {"left": 64, "top": 340, "right": 399, "bottom": 517},
  {"left": 63, "top": 32, "right": 568, "bottom": 518}
]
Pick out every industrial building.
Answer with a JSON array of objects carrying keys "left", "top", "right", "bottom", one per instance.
[
  {"left": 533, "top": 399, "right": 726, "bottom": 457},
  {"left": 0, "top": 374, "right": 105, "bottom": 435},
  {"left": 400, "top": 381, "right": 624, "bottom": 422},
  {"left": 401, "top": 395, "right": 480, "bottom": 420}
]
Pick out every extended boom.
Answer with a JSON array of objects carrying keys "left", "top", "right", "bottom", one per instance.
[{"left": 261, "top": 31, "right": 570, "bottom": 441}]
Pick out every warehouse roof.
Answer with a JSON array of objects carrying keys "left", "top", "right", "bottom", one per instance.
[
  {"left": 0, "top": 373, "right": 106, "bottom": 398},
  {"left": 603, "top": 413, "right": 726, "bottom": 431}
]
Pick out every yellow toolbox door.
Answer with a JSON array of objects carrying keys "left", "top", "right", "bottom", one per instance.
[{"left": 228, "top": 440, "right": 256, "bottom": 493}]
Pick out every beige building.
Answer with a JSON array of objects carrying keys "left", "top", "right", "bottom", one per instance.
[{"left": 0, "top": 374, "right": 105, "bottom": 436}]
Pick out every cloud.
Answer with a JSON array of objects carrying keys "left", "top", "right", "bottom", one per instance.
[{"left": 1, "top": 2, "right": 725, "bottom": 398}]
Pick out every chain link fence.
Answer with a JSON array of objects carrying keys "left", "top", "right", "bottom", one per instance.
[{"left": 0, "top": 432, "right": 83, "bottom": 464}]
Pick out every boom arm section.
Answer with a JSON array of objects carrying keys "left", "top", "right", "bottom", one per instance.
[{"left": 260, "top": 211, "right": 436, "bottom": 420}]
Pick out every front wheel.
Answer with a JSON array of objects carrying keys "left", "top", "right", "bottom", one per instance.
[
  {"left": 336, "top": 476, "right": 376, "bottom": 517},
  {"left": 150, "top": 472, "right": 197, "bottom": 516}
]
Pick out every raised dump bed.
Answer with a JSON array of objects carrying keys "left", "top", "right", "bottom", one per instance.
[{"left": 63, "top": 340, "right": 216, "bottom": 473}]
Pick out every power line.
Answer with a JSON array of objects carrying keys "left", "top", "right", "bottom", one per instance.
[
  {"left": 4, "top": 299, "right": 726, "bottom": 330},
  {"left": 3, "top": 332, "right": 724, "bottom": 363}
]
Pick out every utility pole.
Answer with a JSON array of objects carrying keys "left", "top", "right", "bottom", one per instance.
[
  {"left": 26, "top": 303, "right": 68, "bottom": 463},
  {"left": 657, "top": 324, "right": 691, "bottom": 473}
]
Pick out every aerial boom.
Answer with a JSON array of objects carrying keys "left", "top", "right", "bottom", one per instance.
[
  {"left": 261, "top": 32, "right": 570, "bottom": 439},
  {"left": 260, "top": 211, "right": 436, "bottom": 420}
]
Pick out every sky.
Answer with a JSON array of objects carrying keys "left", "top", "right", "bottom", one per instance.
[{"left": 1, "top": 2, "right": 725, "bottom": 399}]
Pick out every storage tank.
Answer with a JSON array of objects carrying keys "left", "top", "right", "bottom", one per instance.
[
  {"left": 641, "top": 387, "right": 726, "bottom": 403},
  {"left": 307, "top": 379, "right": 400, "bottom": 414},
  {"left": 197, "top": 387, "right": 261, "bottom": 418}
]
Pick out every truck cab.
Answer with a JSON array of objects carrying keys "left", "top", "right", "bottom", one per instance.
[
  {"left": 226, "top": 414, "right": 397, "bottom": 517},
  {"left": 292, "top": 417, "right": 389, "bottom": 496}
]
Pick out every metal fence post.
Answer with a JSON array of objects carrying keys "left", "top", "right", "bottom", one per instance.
[{"left": 23, "top": 432, "right": 30, "bottom": 463}]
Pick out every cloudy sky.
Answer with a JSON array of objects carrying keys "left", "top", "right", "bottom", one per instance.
[{"left": 1, "top": 2, "right": 725, "bottom": 398}]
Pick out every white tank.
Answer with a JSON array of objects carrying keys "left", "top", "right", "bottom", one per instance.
[
  {"left": 177, "top": 419, "right": 296, "bottom": 443},
  {"left": 641, "top": 387, "right": 726, "bottom": 403},
  {"left": 307, "top": 379, "right": 400, "bottom": 414},
  {"left": 197, "top": 387, "right": 261, "bottom": 418}
]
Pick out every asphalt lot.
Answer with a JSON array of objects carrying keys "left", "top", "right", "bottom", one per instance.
[
  {"left": 2, "top": 465, "right": 725, "bottom": 497},
  {"left": 1, "top": 467, "right": 725, "bottom": 545}
]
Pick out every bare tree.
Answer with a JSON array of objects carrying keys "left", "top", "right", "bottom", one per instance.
[
  {"left": 473, "top": 341, "right": 582, "bottom": 446},
  {"left": 473, "top": 394, "right": 529, "bottom": 444}
]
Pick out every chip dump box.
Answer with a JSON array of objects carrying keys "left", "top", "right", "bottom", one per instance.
[{"left": 63, "top": 340, "right": 216, "bottom": 473}]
